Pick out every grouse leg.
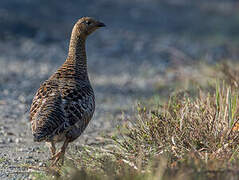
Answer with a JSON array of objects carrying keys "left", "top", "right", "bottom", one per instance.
[
  {"left": 51, "top": 139, "right": 69, "bottom": 166},
  {"left": 49, "top": 142, "right": 56, "bottom": 157}
]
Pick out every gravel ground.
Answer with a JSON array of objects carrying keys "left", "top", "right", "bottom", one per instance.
[{"left": 1, "top": 0, "right": 239, "bottom": 179}]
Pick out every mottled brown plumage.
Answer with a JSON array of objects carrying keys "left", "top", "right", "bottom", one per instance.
[{"left": 30, "top": 17, "right": 105, "bottom": 166}]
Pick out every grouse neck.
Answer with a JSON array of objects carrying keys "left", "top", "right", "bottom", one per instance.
[
  {"left": 65, "top": 28, "right": 90, "bottom": 80},
  {"left": 68, "top": 33, "right": 87, "bottom": 64}
]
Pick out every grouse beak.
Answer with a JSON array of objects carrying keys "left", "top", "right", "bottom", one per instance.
[{"left": 96, "top": 21, "right": 106, "bottom": 27}]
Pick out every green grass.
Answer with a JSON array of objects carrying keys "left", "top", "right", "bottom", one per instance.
[
  {"left": 0, "top": 157, "right": 7, "bottom": 163},
  {"left": 32, "top": 61, "right": 239, "bottom": 180}
]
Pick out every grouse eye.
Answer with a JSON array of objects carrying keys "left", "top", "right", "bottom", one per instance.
[{"left": 85, "top": 21, "right": 91, "bottom": 25}]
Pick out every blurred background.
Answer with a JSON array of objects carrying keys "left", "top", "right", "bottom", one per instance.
[{"left": 1, "top": 0, "right": 239, "bottom": 177}]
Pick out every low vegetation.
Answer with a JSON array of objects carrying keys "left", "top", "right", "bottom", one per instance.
[{"left": 33, "top": 61, "right": 239, "bottom": 180}]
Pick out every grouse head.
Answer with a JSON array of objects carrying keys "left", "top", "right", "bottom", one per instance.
[{"left": 73, "top": 17, "right": 105, "bottom": 38}]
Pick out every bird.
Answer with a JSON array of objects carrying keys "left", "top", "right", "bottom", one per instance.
[{"left": 29, "top": 17, "right": 105, "bottom": 166}]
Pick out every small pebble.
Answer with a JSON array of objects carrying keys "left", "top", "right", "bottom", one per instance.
[
  {"left": 15, "top": 138, "right": 22, "bottom": 143},
  {"left": 6, "top": 132, "right": 15, "bottom": 136},
  {"left": 7, "top": 138, "right": 13, "bottom": 143},
  {"left": 0, "top": 126, "right": 7, "bottom": 130},
  {"left": 18, "top": 148, "right": 27, "bottom": 152},
  {"left": 26, "top": 156, "right": 33, "bottom": 159},
  {"left": 25, "top": 160, "right": 33, "bottom": 164},
  {"left": 39, "top": 162, "right": 46, "bottom": 167}
]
